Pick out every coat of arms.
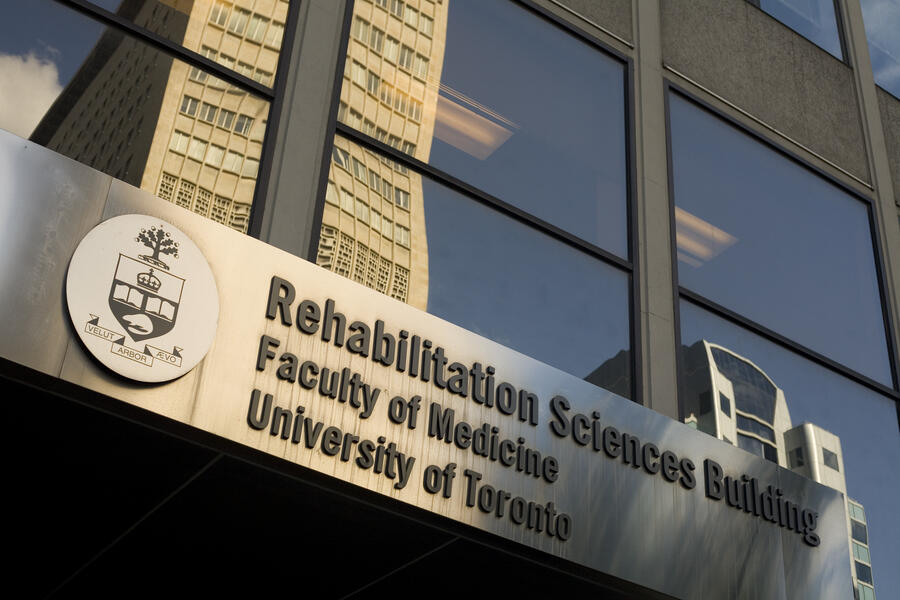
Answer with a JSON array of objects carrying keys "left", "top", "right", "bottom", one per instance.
[
  {"left": 108, "top": 226, "right": 184, "bottom": 342},
  {"left": 66, "top": 214, "right": 219, "bottom": 383}
]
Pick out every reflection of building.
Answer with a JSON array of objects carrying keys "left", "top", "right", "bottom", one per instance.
[
  {"left": 682, "top": 341, "right": 793, "bottom": 465},
  {"left": 683, "top": 340, "right": 877, "bottom": 598},
  {"left": 315, "top": 0, "right": 447, "bottom": 309},
  {"left": 31, "top": 0, "right": 286, "bottom": 233}
]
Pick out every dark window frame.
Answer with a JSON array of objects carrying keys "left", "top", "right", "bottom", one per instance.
[
  {"left": 309, "top": 0, "right": 642, "bottom": 404},
  {"left": 664, "top": 83, "right": 900, "bottom": 414}
]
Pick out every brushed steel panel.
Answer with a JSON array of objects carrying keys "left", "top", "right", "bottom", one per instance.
[
  {"left": 0, "top": 139, "right": 853, "bottom": 600},
  {"left": 0, "top": 130, "right": 110, "bottom": 375}
]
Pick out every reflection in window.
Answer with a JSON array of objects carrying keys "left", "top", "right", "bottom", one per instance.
[
  {"left": 317, "top": 133, "right": 632, "bottom": 397},
  {"left": 3, "top": 0, "right": 280, "bottom": 235},
  {"left": 852, "top": 520, "right": 868, "bottom": 544},
  {"left": 737, "top": 434, "right": 778, "bottom": 463},
  {"left": 861, "top": 0, "right": 900, "bottom": 97},
  {"left": 333, "top": 0, "right": 628, "bottom": 258},
  {"left": 670, "top": 94, "right": 892, "bottom": 385},
  {"left": 856, "top": 562, "right": 873, "bottom": 585},
  {"left": 822, "top": 447, "right": 840, "bottom": 471},
  {"left": 753, "top": 0, "right": 843, "bottom": 59},
  {"left": 678, "top": 301, "right": 897, "bottom": 598}
]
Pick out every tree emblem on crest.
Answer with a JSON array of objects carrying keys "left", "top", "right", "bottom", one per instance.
[{"left": 136, "top": 225, "right": 179, "bottom": 270}]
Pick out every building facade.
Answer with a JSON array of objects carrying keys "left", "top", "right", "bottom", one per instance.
[{"left": 1, "top": 0, "right": 899, "bottom": 597}]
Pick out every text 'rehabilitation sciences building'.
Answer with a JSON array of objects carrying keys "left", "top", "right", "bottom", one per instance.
[{"left": 1, "top": 0, "right": 899, "bottom": 598}]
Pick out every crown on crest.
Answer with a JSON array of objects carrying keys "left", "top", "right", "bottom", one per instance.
[{"left": 137, "top": 268, "right": 161, "bottom": 292}]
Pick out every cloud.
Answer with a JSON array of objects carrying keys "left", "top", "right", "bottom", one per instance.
[{"left": 0, "top": 52, "right": 62, "bottom": 139}]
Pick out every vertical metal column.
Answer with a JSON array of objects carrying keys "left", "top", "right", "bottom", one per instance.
[{"left": 632, "top": 0, "right": 680, "bottom": 419}]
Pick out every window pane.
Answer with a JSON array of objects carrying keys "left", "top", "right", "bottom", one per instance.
[
  {"left": 678, "top": 300, "right": 899, "bottom": 594},
  {"left": 855, "top": 561, "right": 873, "bottom": 585},
  {"left": 316, "top": 136, "right": 633, "bottom": 396},
  {"left": 0, "top": 0, "right": 271, "bottom": 235},
  {"left": 86, "top": 0, "right": 290, "bottom": 79},
  {"left": 758, "top": 0, "right": 842, "bottom": 59},
  {"left": 669, "top": 94, "right": 892, "bottom": 385},
  {"left": 861, "top": 0, "right": 900, "bottom": 98},
  {"left": 337, "top": 0, "right": 629, "bottom": 257},
  {"left": 852, "top": 520, "right": 869, "bottom": 544}
]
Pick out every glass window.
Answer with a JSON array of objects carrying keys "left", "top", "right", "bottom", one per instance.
[
  {"left": 370, "top": 27, "right": 385, "bottom": 53},
  {"left": 335, "top": 0, "right": 629, "bottom": 258},
  {"left": 264, "top": 21, "right": 285, "bottom": 49},
  {"left": 394, "top": 223, "right": 410, "bottom": 248},
  {"left": 340, "top": 188, "right": 354, "bottom": 213},
  {"left": 420, "top": 14, "right": 434, "bottom": 37},
  {"left": 789, "top": 446, "right": 804, "bottom": 468},
  {"left": 169, "top": 130, "right": 189, "bottom": 154},
  {"left": 736, "top": 415, "right": 776, "bottom": 443},
  {"left": 856, "top": 561, "right": 873, "bottom": 585},
  {"left": 0, "top": 0, "right": 272, "bottom": 236},
  {"left": 669, "top": 94, "right": 892, "bottom": 385},
  {"left": 849, "top": 501, "right": 866, "bottom": 523},
  {"left": 852, "top": 520, "right": 869, "bottom": 544},
  {"left": 395, "top": 188, "right": 410, "bottom": 209},
  {"left": 352, "top": 16, "right": 369, "bottom": 43},
  {"left": 822, "top": 447, "right": 840, "bottom": 471},
  {"left": 242, "top": 157, "right": 259, "bottom": 178},
  {"left": 199, "top": 102, "right": 218, "bottom": 123},
  {"left": 234, "top": 114, "right": 254, "bottom": 136},
  {"left": 398, "top": 45, "right": 414, "bottom": 70},
  {"left": 223, "top": 151, "right": 243, "bottom": 173},
  {"left": 187, "top": 138, "right": 207, "bottom": 162},
  {"left": 737, "top": 434, "right": 779, "bottom": 463},
  {"left": 180, "top": 95, "right": 199, "bottom": 116},
  {"left": 352, "top": 157, "right": 367, "bottom": 181},
  {"left": 246, "top": 15, "right": 270, "bottom": 43},
  {"left": 405, "top": 8, "right": 419, "bottom": 29},
  {"left": 756, "top": 0, "right": 842, "bottom": 60},
  {"left": 853, "top": 542, "right": 871, "bottom": 564},
  {"left": 858, "top": 583, "right": 875, "bottom": 600},
  {"left": 678, "top": 300, "right": 900, "bottom": 590},
  {"left": 384, "top": 36, "right": 400, "bottom": 63},
  {"left": 228, "top": 8, "right": 251, "bottom": 35},
  {"left": 217, "top": 109, "right": 236, "bottom": 130},
  {"left": 719, "top": 392, "right": 731, "bottom": 417},
  {"left": 325, "top": 181, "right": 339, "bottom": 206},
  {"left": 356, "top": 199, "right": 370, "bottom": 224},
  {"left": 861, "top": 0, "right": 900, "bottom": 98},
  {"left": 210, "top": 1, "right": 230, "bottom": 27},
  {"left": 317, "top": 136, "right": 633, "bottom": 397},
  {"left": 205, "top": 144, "right": 225, "bottom": 168}
]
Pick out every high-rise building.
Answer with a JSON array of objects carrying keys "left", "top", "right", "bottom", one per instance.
[
  {"left": 31, "top": 0, "right": 288, "bottom": 233},
  {"left": 684, "top": 340, "right": 878, "bottom": 598},
  {"left": 1, "top": 0, "right": 898, "bottom": 597}
]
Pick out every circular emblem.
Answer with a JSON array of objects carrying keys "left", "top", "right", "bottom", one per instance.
[{"left": 66, "top": 214, "right": 219, "bottom": 382}]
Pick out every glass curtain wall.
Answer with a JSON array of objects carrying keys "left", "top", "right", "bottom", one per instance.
[
  {"left": 0, "top": 0, "right": 291, "bottom": 233},
  {"left": 668, "top": 91, "right": 898, "bottom": 600},
  {"left": 314, "top": 0, "right": 635, "bottom": 398}
]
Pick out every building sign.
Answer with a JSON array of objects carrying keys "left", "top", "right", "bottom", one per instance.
[
  {"left": 0, "top": 140, "right": 852, "bottom": 599},
  {"left": 66, "top": 214, "right": 218, "bottom": 382}
]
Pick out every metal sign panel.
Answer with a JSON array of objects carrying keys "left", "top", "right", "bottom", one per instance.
[{"left": 0, "top": 133, "right": 853, "bottom": 599}]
